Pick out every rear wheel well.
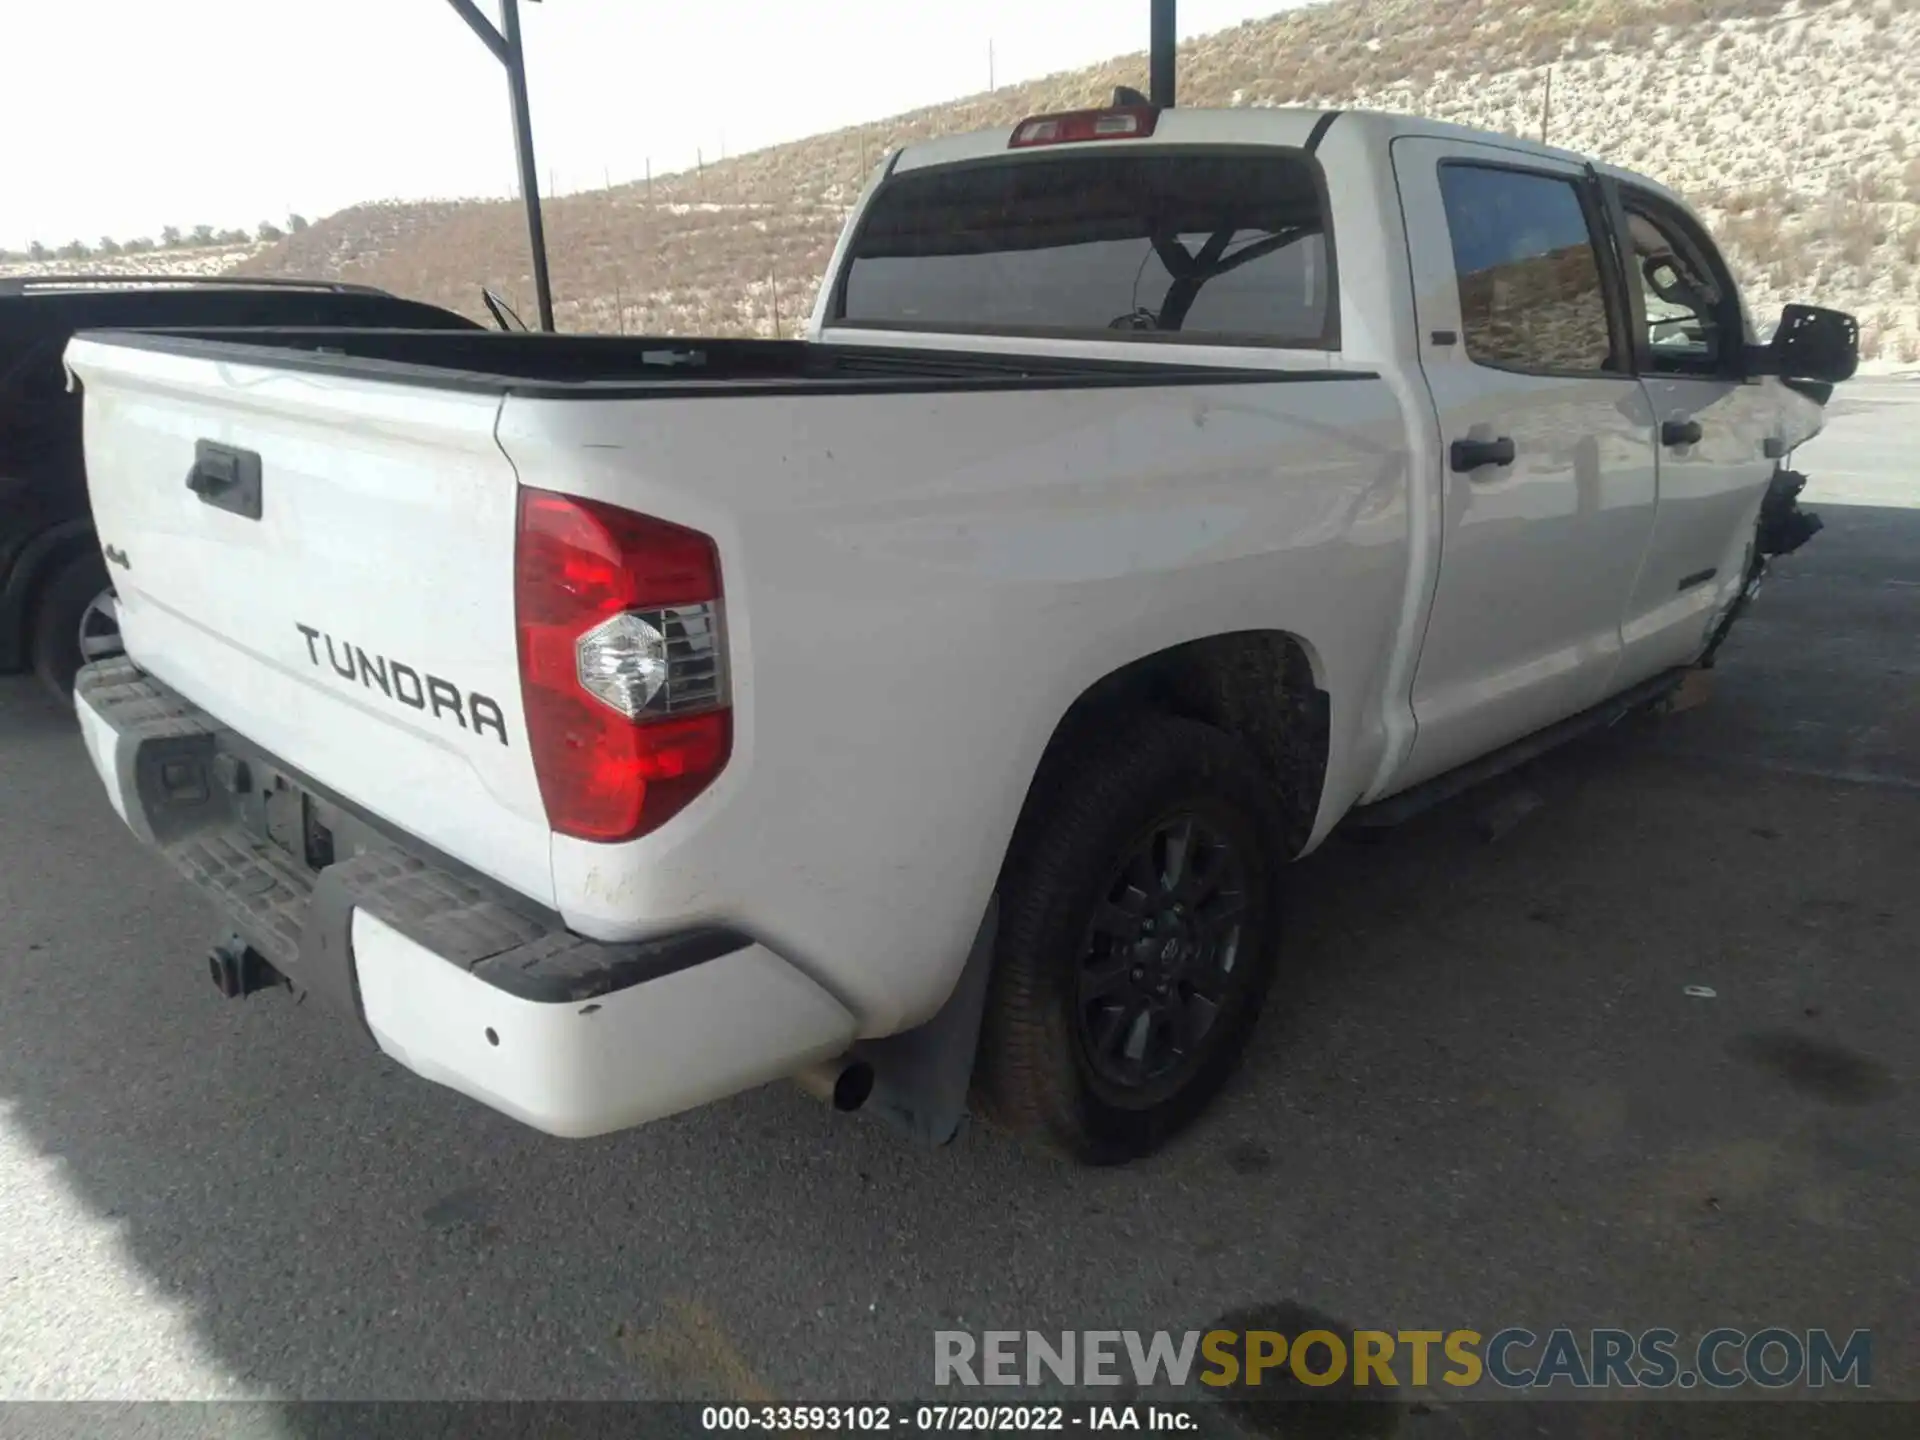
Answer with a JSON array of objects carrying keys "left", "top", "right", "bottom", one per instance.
[{"left": 1018, "top": 631, "right": 1331, "bottom": 863}]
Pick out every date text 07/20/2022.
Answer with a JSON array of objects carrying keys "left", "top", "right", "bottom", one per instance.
[{"left": 702, "top": 1403, "right": 1195, "bottom": 1431}]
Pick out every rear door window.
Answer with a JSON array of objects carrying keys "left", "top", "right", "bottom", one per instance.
[
  {"left": 1437, "top": 163, "right": 1621, "bottom": 375},
  {"left": 835, "top": 149, "right": 1335, "bottom": 348}
]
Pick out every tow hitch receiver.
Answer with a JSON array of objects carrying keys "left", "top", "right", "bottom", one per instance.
[{"left": 208, "top": 935, "right": 287, "bottom": 999}]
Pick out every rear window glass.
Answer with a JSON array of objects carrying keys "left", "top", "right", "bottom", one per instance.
[{"left": 835, "top": 150, "right": 1334, "bottom": 347}]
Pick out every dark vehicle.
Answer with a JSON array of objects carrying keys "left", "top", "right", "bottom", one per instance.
[{"left": 0, "top": 275, "right": 483, "bottom": 707}]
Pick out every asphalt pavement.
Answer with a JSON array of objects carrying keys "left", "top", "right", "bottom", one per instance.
[{"left": 1, "top": 384, "right": 1915, "bottom": 1427}]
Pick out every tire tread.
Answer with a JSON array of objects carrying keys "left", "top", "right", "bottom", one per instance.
[{"left": 979, "top": 712, "right": 1286, "bottom": 1164}]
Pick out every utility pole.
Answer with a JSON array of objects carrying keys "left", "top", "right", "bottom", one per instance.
[
  {"left": 1150, "top": 0, "right": 1176, "bottom": 107},
  {"left": 444, "top": 0, "right": 554, "bottom": 330},
  {"left": 1541, "top": 66, "right": 1554, "bottom": 144},
  {"left": 988, "top": 39, "right": 995, "bottom": 91}
]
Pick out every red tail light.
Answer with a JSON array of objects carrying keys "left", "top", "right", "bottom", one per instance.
[
  {"left": 515, "top": 487, "right": 730, "bottom": 842},
  {"left": 1009, "top": 106, "right": 1159, "bottom": 148}
]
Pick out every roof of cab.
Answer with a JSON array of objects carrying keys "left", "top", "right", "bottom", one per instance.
[{"left": 890, "top": 105, "right": 1674, "bottom": 199}]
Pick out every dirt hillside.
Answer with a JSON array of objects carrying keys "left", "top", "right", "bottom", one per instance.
[{"left": 21, "top": 0, "right": 1918, "bottom": 357}]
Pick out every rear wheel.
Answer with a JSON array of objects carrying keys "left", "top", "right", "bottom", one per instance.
[
  {"left": 979, "top": 714, "right": 1287, "bottom": 1164},
  {"left": 30, "top": 550, "right": 121, "bottom": 710}
]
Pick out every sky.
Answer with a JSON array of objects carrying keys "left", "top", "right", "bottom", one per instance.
[{"left": 2, "top": 1, "right": 1316, "bottom": 252}]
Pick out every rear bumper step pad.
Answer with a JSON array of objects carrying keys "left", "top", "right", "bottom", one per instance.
[
  {"left": 74, "top": 657, "right": 751, "bottom": 1014},
  {"left": 73, "top": 657, "right": 859, "bottom": 1138}
]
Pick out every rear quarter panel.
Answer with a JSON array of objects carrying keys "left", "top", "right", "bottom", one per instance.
[{"left": 498, "top": 373, "right": 1412, "bottom": 1033}]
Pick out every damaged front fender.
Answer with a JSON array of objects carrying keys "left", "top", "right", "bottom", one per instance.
[
  {"left": 1755, "top": 465, "right": 1824, "bottom": 562},
  {"left": 1697, "top": 465, "right": 1822, "bottom": 669}
]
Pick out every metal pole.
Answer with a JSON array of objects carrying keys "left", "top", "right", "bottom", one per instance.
[
  {"left": 444, "top": 0, "right": 554, "bottom": 331},
  {"left": 501, "top": 0, "right": 555, "bottom": 330},
  {"left": 1150, "top": 0, "right": 1176, "bottom": 108}
]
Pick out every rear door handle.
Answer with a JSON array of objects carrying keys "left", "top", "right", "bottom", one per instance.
[
  {"left": 1661, "top": 419, "right": 1704, "bottom": 448},
  {"left": 187, "top": 440, "right": 263, "bottom": 520},
  {"left": 1450, "top": 436, "right": 1515, "bottom": 473}
]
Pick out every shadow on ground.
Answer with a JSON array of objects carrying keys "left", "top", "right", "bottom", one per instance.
[{"left": 0, "top": 507, "right": 1915, "bottom": 1429}]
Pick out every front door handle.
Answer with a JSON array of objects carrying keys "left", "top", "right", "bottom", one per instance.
[
  {"left": 1450, "top": 436, "right": 1516, "bottom": 473},
  {"left": 1661, "top": 418, "right": 1704, "bottom": 448}
]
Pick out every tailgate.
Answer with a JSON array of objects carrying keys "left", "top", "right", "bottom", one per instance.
[{"left": 65, "top": 335, "right": 554, "bottom": 907}]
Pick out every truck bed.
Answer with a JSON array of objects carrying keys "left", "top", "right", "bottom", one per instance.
[{"left": 73, "top": 327, "right": 1348, "bottom": 399}]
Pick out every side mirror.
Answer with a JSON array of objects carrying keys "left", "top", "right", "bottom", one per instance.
[{"left": 1766, "top": 304, "right": 1858, "bottom": 384}]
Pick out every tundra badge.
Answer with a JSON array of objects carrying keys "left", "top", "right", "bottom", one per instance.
[{"left": 295, "top": 623, "right": 510, "bottom": 746}]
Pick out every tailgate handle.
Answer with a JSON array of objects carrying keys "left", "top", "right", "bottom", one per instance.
[{"left": 187, "top": 441, "right": 263, "bottom": 520}]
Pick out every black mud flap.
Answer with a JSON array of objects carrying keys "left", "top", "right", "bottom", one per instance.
[{"left": 853, "top": 898, "right": 999, "bottom": 1148}]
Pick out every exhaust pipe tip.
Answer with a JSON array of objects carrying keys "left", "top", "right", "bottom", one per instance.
[
  {"left": 208, "top": 937, "right": 283, "bottom": 999},
  {"left": 794, "top": 1055, "right": 875, "bottom": 1113}
]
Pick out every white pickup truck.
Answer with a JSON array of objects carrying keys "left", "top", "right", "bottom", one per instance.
[{"left": 65, "top": 105, "right": 1855, "bottom": 1164}]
